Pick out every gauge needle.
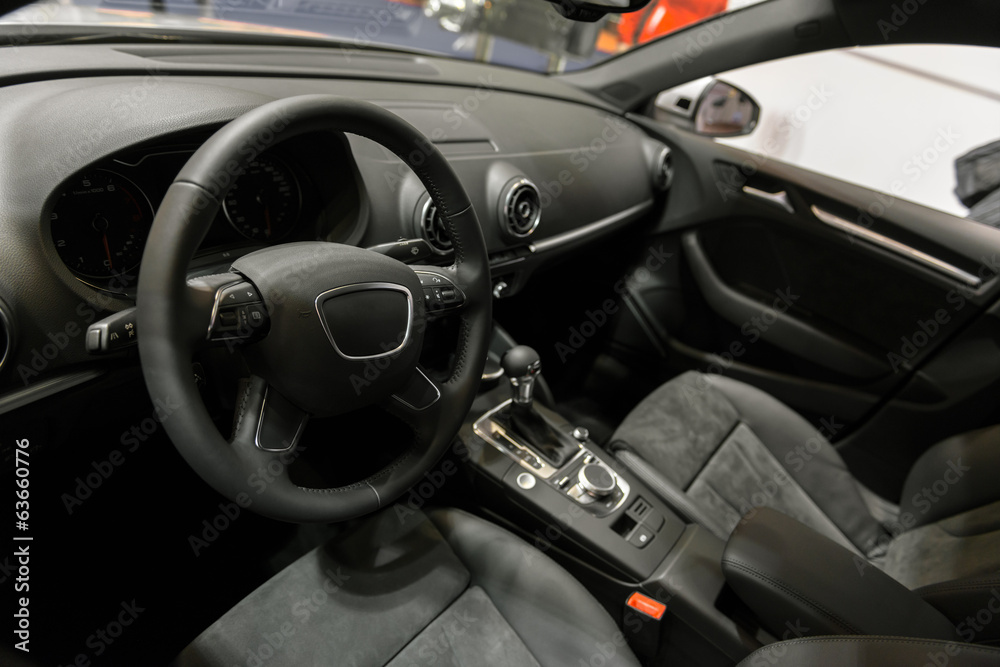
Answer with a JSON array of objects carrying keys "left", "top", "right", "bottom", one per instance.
[
  {"left": 102, "top": 233, "right": 113, "bottom": 270},
  {"left": 264, "top": 207, "right": 272, "bottom": 238}
]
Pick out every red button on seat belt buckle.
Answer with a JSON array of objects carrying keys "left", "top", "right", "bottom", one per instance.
[{"left": 626, "top": 592, "right": 666, "bottom": 620}]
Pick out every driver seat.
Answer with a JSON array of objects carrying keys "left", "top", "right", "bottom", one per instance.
[{"left": 172, "top": 508, "right": 641, "bottom": 667}]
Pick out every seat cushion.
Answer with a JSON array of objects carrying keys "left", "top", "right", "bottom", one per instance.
[
  {"left": 612, "top": 371, "right": 888, "bottom": 555},
  {"left": 173, "top": 507, "right": 640, "bottom": 667}
]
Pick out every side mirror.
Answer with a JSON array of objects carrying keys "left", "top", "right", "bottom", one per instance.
[
  {"left": 542, "top": 0, "right": 653, "bottom": 22},
  {"left": 693, "top": 80, "right": 759, "bottom": 137},
  {"left": 655, "top": 78, "right": 759, "bottom": 138}
]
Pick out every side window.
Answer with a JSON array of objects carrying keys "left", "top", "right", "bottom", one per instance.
[{"left": 713, "top": 45, "right": 1000, "bottom": 223}]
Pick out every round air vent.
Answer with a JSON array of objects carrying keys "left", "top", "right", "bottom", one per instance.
[
  {"left": 653, "top": 146, "right": 674, "bottom": 192},
  {"left": 500, "top": 178, "right": 541, "bottom": 238},
  {"left": 416, "top": 196, "right": 452, "bottom": 254},
  {"left": 0, "top": 300, "right": 12, "bottom": 375}
]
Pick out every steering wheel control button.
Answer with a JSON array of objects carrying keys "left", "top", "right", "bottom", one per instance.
[
  {"left": 219, "top": 282, "right": 260, "bottom": 305},
  {"left": 416, "top": 271, "right": 466, "bottom": 315},
  {"left": 579, "top": 463, "right": 617, "bottom": 498},
  {"left": 209, "top": 281, "right": 268, "bottom": 343},
  {"left": 86, "top": 307, "right": 138, "bottom": 354},
  {"left": 317, "top": 284, "right": 412, "bottom": 359},
  {"left": 516, "top": 472, "right": 536, "bottom": 489}
]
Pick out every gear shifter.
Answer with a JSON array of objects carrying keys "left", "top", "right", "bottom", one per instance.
[
  {"left": 501, "top": 345, "right": 542, "bottom": 407},
  {"left": 498, "top": 346, "right": 579, "bottom": 467}
]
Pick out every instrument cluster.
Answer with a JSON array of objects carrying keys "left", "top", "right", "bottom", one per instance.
[{"left": 48, "top": 132, "right": 363, "bottom": 294}]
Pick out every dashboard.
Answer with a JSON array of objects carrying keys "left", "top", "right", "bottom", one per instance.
[{"left": 0, "top": 44, "right": 669, "bottom": 396}]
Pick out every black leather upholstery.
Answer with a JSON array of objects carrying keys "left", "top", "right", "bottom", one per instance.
[
  {"left": 916, "top": 573, "right": 1000, "bottom": 644},
  {"left": 173, "top": 507, "right": 640, "bottom": 667},
  {"left": 900, "top": 425, "right": 1000, "bottom": 529},
  {"left": 721, "top": 508, "right": 958, "bottom": 641},
  {"left": 736, "top": 636, "right": 1000, "bottom": 666}
]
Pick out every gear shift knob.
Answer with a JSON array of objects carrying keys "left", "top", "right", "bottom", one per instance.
[{"left": 501, "top": 345, "right": 541, "bottom": 406}]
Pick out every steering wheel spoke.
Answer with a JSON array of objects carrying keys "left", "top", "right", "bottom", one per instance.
[
  {"left": 388, "top": 367, "right": 443, "bottom": 414},
  {"left": 230, "top": 375, "right": 309, "bottom": 455}
]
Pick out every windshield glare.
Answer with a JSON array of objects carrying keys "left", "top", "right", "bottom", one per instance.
[{"left": 3, "top": 0, "right": 769, "bottom": 72}]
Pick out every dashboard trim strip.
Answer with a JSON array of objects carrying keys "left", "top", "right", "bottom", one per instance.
[
  {"left": 0, "top": 369, "right": 106, "bottom": 416},
  {"left": 529, "top": 200, "right": 653, "bottom": 254}
]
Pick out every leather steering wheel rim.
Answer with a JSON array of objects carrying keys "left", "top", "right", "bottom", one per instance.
[{"left": 136, "top": 95, "right": 491, "bottom": 523}]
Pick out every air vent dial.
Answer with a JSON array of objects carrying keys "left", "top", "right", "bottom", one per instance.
[{"left": 499, "top": 178, "right": 541, "bottom": 239}]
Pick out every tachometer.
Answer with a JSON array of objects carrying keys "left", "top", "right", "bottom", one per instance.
[
  {"left": 50, "top": 169, "right": 154, "bottom": 280},
  {"left": 223, "top": 155, "right": 301, "bottom": 242}
]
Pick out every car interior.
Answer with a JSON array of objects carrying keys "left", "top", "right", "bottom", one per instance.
[{"left": 2, "top": 0, "right": 1000, "bottom": 665}]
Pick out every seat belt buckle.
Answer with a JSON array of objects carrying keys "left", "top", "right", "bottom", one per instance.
[{"left": 623, "top": 591, "right": 666, "bottom": 658}]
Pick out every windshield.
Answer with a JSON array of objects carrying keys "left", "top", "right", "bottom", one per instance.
[{"left": 3, "top": 0, "right": 768, "bottom": 73}]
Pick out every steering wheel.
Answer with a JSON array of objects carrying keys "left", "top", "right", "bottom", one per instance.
[{"left": 136, "top": 96, "right": 491, "bottom": 523}]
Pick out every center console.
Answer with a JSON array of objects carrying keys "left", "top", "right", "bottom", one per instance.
[{"left": 459, "top": 340, "right": 768, "bottom": 665}]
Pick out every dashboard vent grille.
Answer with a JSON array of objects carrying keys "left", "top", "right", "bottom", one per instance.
[
  {"left": 419, "top": 199, "right": 452, "bottom": 254},
  {"left": 501, "top": 179, "right": 541, "bottom": 238},
  {"left": 653, "top": 147, "right": 674, "bottom": 192}
]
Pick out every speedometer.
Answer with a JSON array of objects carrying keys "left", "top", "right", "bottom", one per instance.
[
  {"left": 50, "top": 169, "right": 154, "bottom": 280},
  {"left": 223, "top": 155, "right": 301, "bottom": 242}
]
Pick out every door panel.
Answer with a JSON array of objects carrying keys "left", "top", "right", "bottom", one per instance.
[{"left": 614, "top": 118, "right": 1000, "bottom": 496}]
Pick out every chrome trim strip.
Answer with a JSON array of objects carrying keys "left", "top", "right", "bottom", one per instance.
[
  {"left": 0, "top": 369, "right": 105, "bottom": 416},
  {"left": 481, "top": 366, "right": 504, "bottom": 382},
  {"left": 811, "top": 205, "right": 981, "bottom": 287},
  {"left": 314, "top": 282, "right": 414, "bottom": 360},
  {"left": 367, "top": 482, "right": 382, "bottom": 508},
  {"left": 254, "top": 386, "right": 308, "bottom": 453},
  {"left": 529, "top": 200, "right": 653, "bottom": 254},
  {"left": 206, "top": 277, "right": 245, "bottom": 340},
  {"left": 742, "top": 186, "right": 794, "bottom": 214},
  {"left": 391, "top": 368, "right": 441, "bottom": 411},
  {"left": 474, "top": 399, "right": 576, "bottom": 480}
]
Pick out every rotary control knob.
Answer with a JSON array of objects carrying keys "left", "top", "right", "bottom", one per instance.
[{"left": 578, "top": 463, "right": 616, "bottom": 499}]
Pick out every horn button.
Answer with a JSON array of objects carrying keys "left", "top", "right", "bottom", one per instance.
[
  {"left": 317, "top": 284, "right": 413, "bottom": 359},
  {"left": 230, "top": 243, "right": 426, "bottom": 417}
]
